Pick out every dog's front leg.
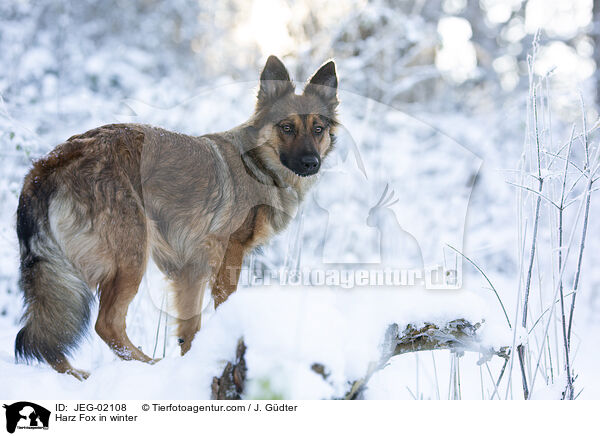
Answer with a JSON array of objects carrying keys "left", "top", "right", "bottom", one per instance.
[
  {"left": 212, "top": 240, "right": 245, "bottom": 308},
  {"left": 171, "top": 263, "right": 211, "bottom": 355}
]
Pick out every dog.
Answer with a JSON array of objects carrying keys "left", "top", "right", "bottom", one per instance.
[{"left": 14, "top": 56, "right": 339, "bottom": 379}]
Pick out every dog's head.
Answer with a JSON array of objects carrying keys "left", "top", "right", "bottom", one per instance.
[{"left": 252, "top": 55, "right": 339, "bottom": 178}]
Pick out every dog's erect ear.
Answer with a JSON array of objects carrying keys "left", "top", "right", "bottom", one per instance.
[
  {"left": 304, "top": 60, "right": 338, "bottom": 107},
  {"left": 258, "top": 55, "right": 294, "bottom": 106}
]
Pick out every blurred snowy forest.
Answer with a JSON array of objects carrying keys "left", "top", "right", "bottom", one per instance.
[{"left": 1, "top": 0, "right": 600, "bottom": 400}]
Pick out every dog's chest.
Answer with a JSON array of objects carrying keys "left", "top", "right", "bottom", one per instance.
[
  {"left": 249, "top": 205, "right": 276, "bottom": 247},
  {"left": 228, "top": 204, "right": 274, "bottom": 250}
]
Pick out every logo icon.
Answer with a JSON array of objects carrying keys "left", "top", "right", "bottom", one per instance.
[{"left": 3, "top": 402, "right": 50, "bottom": 434}]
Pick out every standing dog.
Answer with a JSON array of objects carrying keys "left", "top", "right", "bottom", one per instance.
[{"left": 15, "top": 56, "right": 338, "bottom": 379}]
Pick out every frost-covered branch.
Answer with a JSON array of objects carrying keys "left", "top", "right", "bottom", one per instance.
[{"left": 343, "top": 319, "right": 508, "bottom": 400}]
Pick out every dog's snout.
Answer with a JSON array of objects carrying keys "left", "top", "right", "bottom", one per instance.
[{"left": 300, "top": 154, "right": 320, "bottom": 174}]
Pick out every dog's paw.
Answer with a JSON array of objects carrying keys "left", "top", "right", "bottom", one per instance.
[{"left": 67, "top": 368, "right": 90, "bottom": 381}]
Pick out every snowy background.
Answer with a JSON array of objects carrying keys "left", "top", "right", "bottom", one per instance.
[{"left": 1, "top": 0, "right": 599, "bottom": 399}]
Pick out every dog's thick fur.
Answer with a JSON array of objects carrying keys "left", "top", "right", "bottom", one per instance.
[{"left": 15, "top": 56, "right": 339, "bottom": 379}]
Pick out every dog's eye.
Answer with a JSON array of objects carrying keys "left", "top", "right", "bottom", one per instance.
[
  {"left": 280, "top": 124, "right": 294, "bottom": 134},
  {"left": 314, "top": 126, "right": 324, "bottom": 135}
]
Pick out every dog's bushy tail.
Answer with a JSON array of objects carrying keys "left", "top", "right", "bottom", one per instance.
[{"left": 14, "top": 193, "right": 93, "bottom": 367}]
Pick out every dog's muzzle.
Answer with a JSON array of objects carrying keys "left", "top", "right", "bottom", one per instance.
[{"left": 298, "top": 154, "right": 321, "bottom": 176}]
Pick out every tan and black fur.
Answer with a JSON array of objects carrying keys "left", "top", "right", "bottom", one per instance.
[{"left": 15, "top": 56, "right": 339, "bottom": 379}]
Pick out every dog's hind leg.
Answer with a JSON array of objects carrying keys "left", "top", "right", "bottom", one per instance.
[
  {"left": 50, "top": 359, "right": 90, "bottom": 381},
  {"left": 95, "top": 267, "right": 155, "bottom": 363}
]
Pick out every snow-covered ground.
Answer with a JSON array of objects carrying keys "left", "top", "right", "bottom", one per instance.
[
  {"left": 2, "top": 2, "right": 600, "bottom": 400},
  {"left": 0, "top": 286, "right": 510, "bottom": 399}
]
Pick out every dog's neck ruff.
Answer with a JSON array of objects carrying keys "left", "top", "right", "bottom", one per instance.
[
  {"left": 241, "top": 147, "right": 288, "bottom": 189},
  {"left": 232, "top": 124, "right": 316, "bottom": 201}
]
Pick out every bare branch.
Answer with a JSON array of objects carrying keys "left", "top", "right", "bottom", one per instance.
[
  {"left": 344, "top": 319, "right": 508, "bottom": 400},
  {"left": 446, "top": 244, "right": 511, "bottom": 329},
  {"left": 542, "top": 150, "right": 586, "bottom": 177},
  {"left": 506, "top": 180, "right": 560, "bottom": 210},
  {"left": 558, "top": 125, "right": 575, "bottom": 399}
]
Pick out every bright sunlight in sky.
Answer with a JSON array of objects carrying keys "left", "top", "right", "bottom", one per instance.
[
  {"left": 233, "top": 0, "right": 594, "bottom": 90},
  {"left": 235, "top": 0, "right": 295, "bottom": 56}
]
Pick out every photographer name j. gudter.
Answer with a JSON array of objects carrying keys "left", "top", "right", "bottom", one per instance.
[{"left": 148, "top": 403, "right": 298, "bottom": 413}]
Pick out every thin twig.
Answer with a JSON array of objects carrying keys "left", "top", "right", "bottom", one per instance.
[
  {"left": 528, "top": 161, "right": 591, "bottom": 396},
  {"left": 152, "top": 292, "right": 167, "bottom": 359},
  {"left": 566, "top": 178, "right": 593, "bottom": 346},
  {"left": 522, "top": 86, "right": 544, "bottom": 329},
  {"left": 431, "top": 351, "right": 440, "bottom": 400},
  {"left": 518, "top": 84, "right": 545, "bottom": 400},
  {"left": 484, "top": 361, "right": 500, "bottom": 400},
  {"left": 528, "top": 291, "right": 575, "bottom": 334},
  {"left": 558, "top": 126, "right": 575, "bottom": 399},
  {"left": 542, "top": 150, "right": 587, "bottom": 177},
  {"left": 446, "top": 244, "right": 511, "bottom": 329},
  {"left": 505, "top": 218, "right": 528, "bottom": 400},
  {"left": 506, "top": 180, "right": 559, "bottom": 209},
  {"left": 479, "top": 360, "right": 485, "bottom": 400}
]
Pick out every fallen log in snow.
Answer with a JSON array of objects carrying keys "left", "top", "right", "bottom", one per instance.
[
  {"left": 343, "top": 319, "right": 509, "bottom": 399},
  {"left": 211, "top": 319, "right": 508, "bottom": 400},
  {"left": 211, "top": 339, "right": 247, "bottom": 400}
]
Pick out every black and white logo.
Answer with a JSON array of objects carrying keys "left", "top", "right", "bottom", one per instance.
[{"left": 3, "top": 402, "right": 50, "bottom": 434}]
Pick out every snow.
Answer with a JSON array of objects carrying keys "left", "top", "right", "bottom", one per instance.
[{"left": 0, "top": 285, "right": 509, "bottom": 399}]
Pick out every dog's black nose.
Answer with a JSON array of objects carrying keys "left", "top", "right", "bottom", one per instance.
[{"left": 300, "top": 154, "right": 320, "bottom": 174}]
